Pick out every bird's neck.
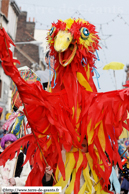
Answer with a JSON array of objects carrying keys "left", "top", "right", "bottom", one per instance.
[{"left": 51, "top": 62, "right": 97, "bottom": 93}]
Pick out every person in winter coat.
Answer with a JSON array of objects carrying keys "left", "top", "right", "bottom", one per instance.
[{"left": 0, "top": 134, "right": 31, "bottom": 193}]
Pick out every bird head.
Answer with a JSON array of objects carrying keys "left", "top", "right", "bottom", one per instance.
[{"left": 47, "top": 18, "right": 100, "bottom": 68}]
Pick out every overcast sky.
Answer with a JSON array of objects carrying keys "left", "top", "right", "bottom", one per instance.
[{"left": 15, "top": 0, "right": 129, "bottom": 92}]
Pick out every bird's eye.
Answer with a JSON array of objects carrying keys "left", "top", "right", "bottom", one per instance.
[
  {"left": 49, "top": 27, "right": 56, "bottom": 36},
  {"left": 80, "top": 27, "right": 90, "bottom": 40}
]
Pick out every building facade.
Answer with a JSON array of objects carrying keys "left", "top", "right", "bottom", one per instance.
[
  {"left": 14, "top": 11, "right": 45, "bottom": 70},
  {"left": 0, "top": 0, "right": 20, "bottom": 123}
]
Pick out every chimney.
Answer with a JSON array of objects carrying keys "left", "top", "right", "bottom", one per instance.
[
  {"left": 33, "top": 17, "right": 35, "bottom": 22},
  {"left": 29, "top": 17, "right": 31, "bottom": 22},
  {"left": 1, "top": 0, "right": 10, "bottom": 18}
]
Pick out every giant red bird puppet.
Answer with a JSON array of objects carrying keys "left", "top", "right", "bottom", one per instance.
[{"left": 0, "top": 18, "right": 129, "bottom": 193}]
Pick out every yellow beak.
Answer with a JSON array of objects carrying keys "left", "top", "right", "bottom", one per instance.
[
  {"left": 54, "top": 30, "right": 77, "bottom": 67},
  {"left": 54, "top": 31, "right": 73, "bottom": 52}
]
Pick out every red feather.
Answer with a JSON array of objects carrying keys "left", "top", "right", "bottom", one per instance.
[{"left": 0, "top": 134, "right": 35, "bottom": 165}]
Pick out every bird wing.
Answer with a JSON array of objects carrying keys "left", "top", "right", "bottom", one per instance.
[{"left": 0, "top": 27, "right": 81, "bottom": 183}]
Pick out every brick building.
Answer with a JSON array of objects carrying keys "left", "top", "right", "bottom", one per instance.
[{"left": 14, "top": 11, "right": 45, "bottom": 70}]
